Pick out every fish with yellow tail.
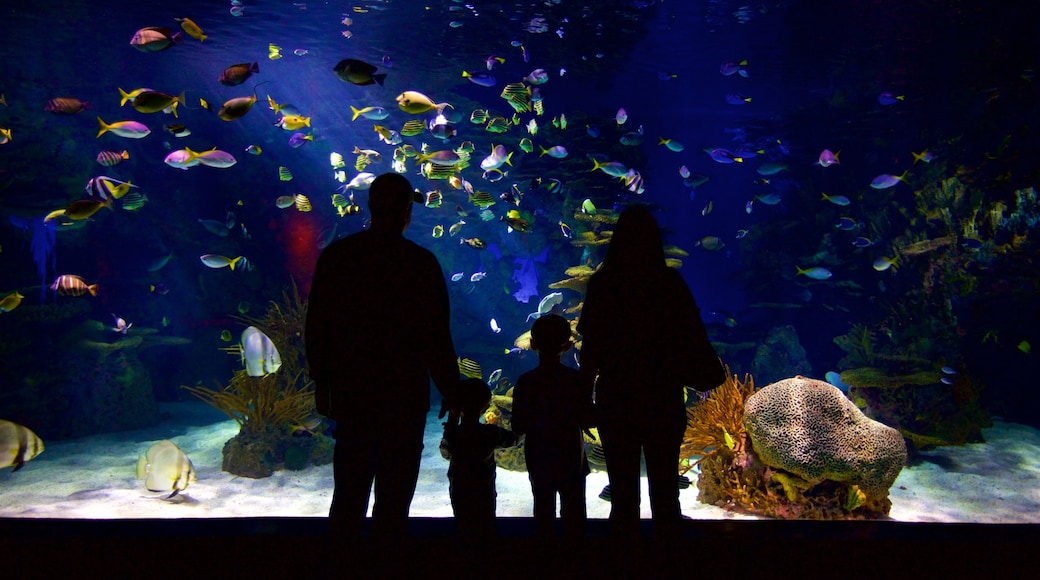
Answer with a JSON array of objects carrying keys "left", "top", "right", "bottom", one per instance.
[
  {"left": 350, "top": 105, "right": 389, "bottom": 121},
  {"left": 96, "top": 117, "right": 151, "bottom": 139},
  {"left": 199, "top": 254, "right": 244, "bottom": 270},
  {"left": 136, "top": 440, "right": 196, "bottom": 499},
  {"left": 396, "top": 90, "right": 452, "bottom": 114},
  {"left": 128, "top": 90, "right": 185, "bottom": 117},
  {"left": 51, "top": 275, "right": 98, "bottom": 297},
  {"left": 460, "top": 237, "right": 486, "bottom": 250},
  {"left": 0, "top": 420, "right": 44, "bottom": 471},
  {"left": 795, "top": 266, "right": 833, "bottom": 280}
]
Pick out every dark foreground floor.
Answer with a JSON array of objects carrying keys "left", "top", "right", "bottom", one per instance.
[{"left": 1, "top": 517, "right": 1035, "bottom": 578}]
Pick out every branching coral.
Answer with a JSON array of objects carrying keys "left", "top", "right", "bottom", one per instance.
[{"left": 679, "top": 363, "right": 755, "bottom": 472}]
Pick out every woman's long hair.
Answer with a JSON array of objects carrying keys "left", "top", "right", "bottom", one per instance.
[{"left": 599, "top": 205, "right": 667, "bottom": 276}]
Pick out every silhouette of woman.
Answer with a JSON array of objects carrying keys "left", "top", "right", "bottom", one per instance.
[{"left": 577, "top": 205, "right": 724, "bottom": 539}]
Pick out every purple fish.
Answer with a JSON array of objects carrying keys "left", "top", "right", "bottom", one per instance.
[
  {"left": 870, "top": 171, "right": 908, "bottom": 189},
  {"left": 878, "top": 91, "right": 904, "bottom": 105},
  {"left": 462, "top": 70, "right": 496, "bottom": 87},
  {"left": 382, "top": 55, "right": 393, "bottom": 68},
  {"left": 196, "top": 149, "right": 237, "bottom": 168},
  {"left": 486, "top": 55, "right": 504, "bottom": 70},
  {"left": 719, "top": 60, "right": 747, "bottom": 76},
  {"left": 726, "top": 94, "right": 752, "bottom": 105},
  {"left": 288, "top": 133, "right": 311, "bottom": 148},
  {"left": 817, "top": 149, "right": 840, "bottom": 167},
  {"left": 706, "top": 148, "right": 742, "bottom": 164}
]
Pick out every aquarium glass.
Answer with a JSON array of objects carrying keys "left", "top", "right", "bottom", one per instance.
[{"left": 1, "top": 0, "right": 1038, "bottom": 522}]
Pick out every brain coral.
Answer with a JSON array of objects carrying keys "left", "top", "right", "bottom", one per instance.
[{"left": 743, "top": 376, "right": 907, "bottom": 507}]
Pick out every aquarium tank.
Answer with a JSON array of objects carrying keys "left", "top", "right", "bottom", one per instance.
[{"left": 1, "top": 0, "right": 1038, "bottom": 524}]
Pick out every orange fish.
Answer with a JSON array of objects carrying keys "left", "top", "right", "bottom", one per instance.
[
  {"left": 50, "top": 275, "right": 98, "bottom": 297},
  {"left": 44, "top": 97, "right": 90, "bottom": 114}
]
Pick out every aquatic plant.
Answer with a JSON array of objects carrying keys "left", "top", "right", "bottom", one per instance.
[
  {"left": 832, "top": 324, "right": 876, "bottom": 367},
  {"left": 182, "top": 370, "right": 313, "bottom": 435},
  {"left": 182, "top": 281, "right": 330, "bottom": 478},
  {"left": 679, "top": 363, "right": 755, "bottom": 471},
  {"left": 183, "top": 281, "right": 314, "bottom": 434}
]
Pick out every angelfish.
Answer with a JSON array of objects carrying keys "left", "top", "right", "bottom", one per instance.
[
  {"left": 0, "top": 420, "right": 44, "bottom": 471},
  {"left": 136, "top": 440, "right": 195, "bottom": 499},
  {"left": 241, "top": 326, "right": 281, "bottom": 377}
]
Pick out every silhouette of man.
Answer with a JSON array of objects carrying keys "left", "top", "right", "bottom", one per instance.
[{"left": 306, "top": 172, "right": 460, "bottom": 544}]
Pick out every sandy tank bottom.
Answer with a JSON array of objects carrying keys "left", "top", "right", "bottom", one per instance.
[{"left": 1, "top": 402, "right": 1038, "bottom": 523}]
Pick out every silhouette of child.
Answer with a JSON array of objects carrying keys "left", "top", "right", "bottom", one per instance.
[
  {"left": 511, "top": 314, "right": 593, "bottom": 537},
  {"left": 439, "top": 378, "right": 518, "bottom": 538}
]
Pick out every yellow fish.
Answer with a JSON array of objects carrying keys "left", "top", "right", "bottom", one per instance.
[
  {"left": 432, "top": 224, "right": 444, "bottom": 238},
  {"left": 457, "top": 357, "right": 482, "bottom": 379},
  {"left": 0, "top": 291, "right": 24, "bottom": 312},
  {"left": 64, "top": 198, "right": 112, "bottom": 220},
  {"left": 268, "top": 43, "right": 283, "bottom": 60},
  {"left": 0, "top": 127, "right": 11, "bottom": 145},
  {"left": 400, "top": 119, "right": 425, "bottom": 136},
  {"left": 175, "top": 17, "right": 207, "bottom": 42},
  {"left": 117, "top": 87, "right": 153, "bottom": 106},
  {"left": 395, "top": 90, "right": 451, "bottom": 114},
  {"left": 373, "top": 125, "right": 393, "bottom": 141},
  {"left": 279, "top": 166, "right": 293, "bottom": 181},
  {"left": 278, "top": 114, "right": 311, "bottom": 130}
]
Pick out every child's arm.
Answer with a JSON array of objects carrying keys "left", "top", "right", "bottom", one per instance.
[
  {"left": 495, "top": 425, "right": 520, "bottom": 449},
  {"left": 439, "top": 428, "right": 453, "bottom": 460},
  {"left": 510, "top": 379, "right": 528, "bottom": 435}
]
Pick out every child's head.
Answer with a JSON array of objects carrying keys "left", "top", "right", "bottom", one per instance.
[
  {"left": 530, "top": 314, "right": 572, "bottom": 358},
  {"left": 458, "top": 378, "right": 492, "bottom": 420}
]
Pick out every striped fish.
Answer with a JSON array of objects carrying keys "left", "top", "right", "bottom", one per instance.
[
  {"left": 294, "top": 194, "right": 312, "bottom": 212},
  {"left": 136, "top": 440, "right": 196, "bottom": 499},
  {"left": 400, "top": 119, "right": 425, "bottom": 137},
  {"left": 44, "top": 97, "right": 90, "bottom": 114},
  {"left": 457, "top": 357, "right": 482, "bottom": 380},
  {"left": 468, "top": 190, "right": 496, "bottom": 209},
  {"left": 96, "top": 150, "right": 129, "bottom": 166},
  {"left": 0, "top": 420, "right": 44, "bottom": 472},
  {"left": 50, "top": 274, "right": 98, "bottom": 297},
  {"left": 120, "top": 192, "right": 148, "bottom": 211}
]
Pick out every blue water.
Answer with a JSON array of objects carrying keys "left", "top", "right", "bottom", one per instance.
[{"left": 1, "top": 0, "right": 1038, "bottom": 440}]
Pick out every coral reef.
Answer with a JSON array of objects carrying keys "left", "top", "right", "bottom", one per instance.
[
  {"left": 681, "top": 368, "right": 903, "bottom": 519},
  {"left": 743, "top": 376, "right": 907, "bottom": 515}
]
